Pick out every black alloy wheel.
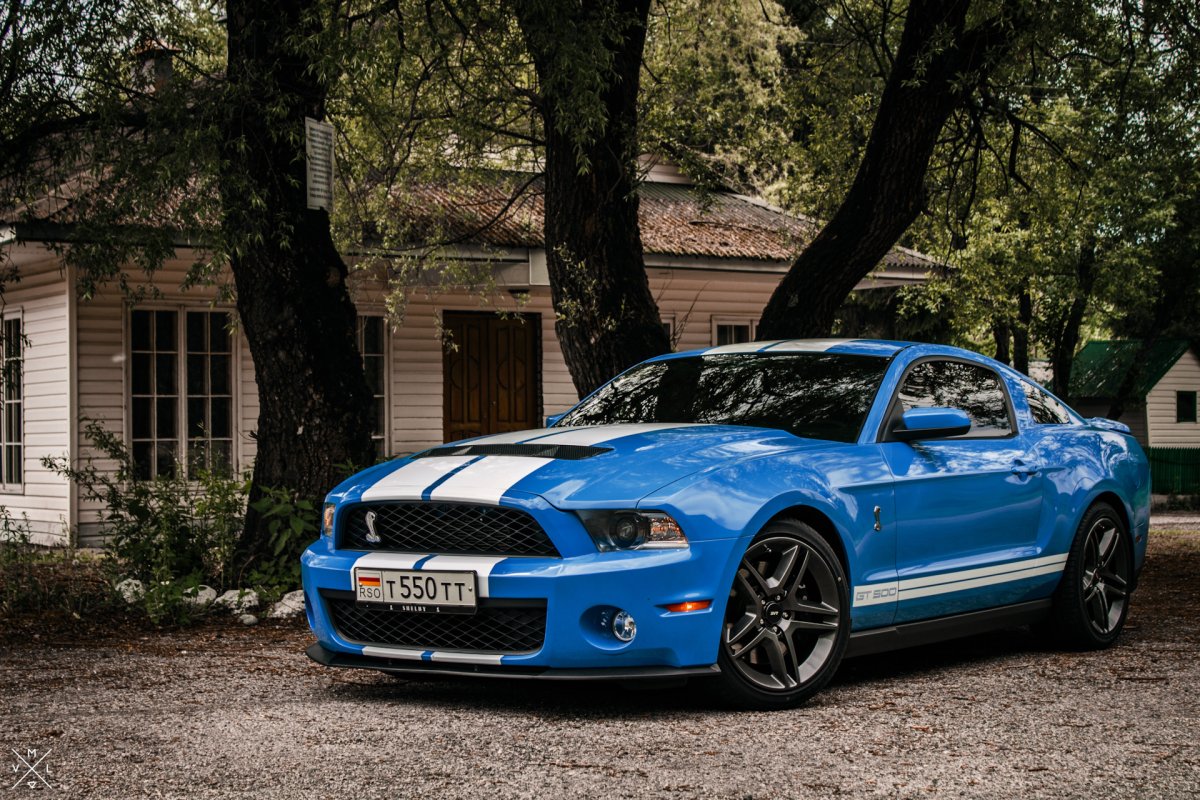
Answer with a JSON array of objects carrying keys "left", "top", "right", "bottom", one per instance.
[
  {"left": 1044, "top": 501, "right": 1134, "bottom": 649},
  {"left": 716, "top": 519, "right": 850, "bottom": 709}
]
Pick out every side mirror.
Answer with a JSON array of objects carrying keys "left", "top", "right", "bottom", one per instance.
[
  {"left": 891, "top": 407, "right": 972, "bottom": 442},
  {"left": 544, "top": 413, "right": 565, "bottom": 428}
]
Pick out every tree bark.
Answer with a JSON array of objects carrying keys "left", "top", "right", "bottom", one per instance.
[
  {"left": 222, "top": 0, "right": 376, "bottom": 559},
  {"left": 992, "top": 320, "right": 1011, "bottom": 365},
  {"left": 759, "top": 0, "right": 1022, "bottom": 339},
  {"left": 1051, "top": 234, "right": 1096, "bottom": 401},
  {"left": 1013, "top": 287, "right": 1032, "bottom": 375},
  {"left": 515, "top": 0, "right": 669, "bottom": 397}
]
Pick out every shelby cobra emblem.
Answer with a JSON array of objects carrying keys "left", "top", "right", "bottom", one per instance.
[
  {"left": 363, "top": 510, "right": 381, "bottom": 544},
  {"left": 302, "top": 339, "right": 1149, "bottom": 709}
]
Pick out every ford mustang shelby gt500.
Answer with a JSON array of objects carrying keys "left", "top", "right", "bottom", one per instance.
[{"left": 302, "top": 339, "right": 1149, "bottom": 708}]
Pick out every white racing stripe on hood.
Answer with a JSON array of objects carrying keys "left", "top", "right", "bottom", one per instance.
[
  {"left": 761, "top": 339, "right": 853, "bottom": 352},
  {"left": 361, "top": 456, "right": 477, "bottom": 502},
  {"left": 703, "top": 341, "right": 780, "bottom": 354},
  {"left": 427, "top": 455, "right": 553, "bottom": 504},
  {"left": 529, "top": 422, "right": 695, "bottom": 446}
]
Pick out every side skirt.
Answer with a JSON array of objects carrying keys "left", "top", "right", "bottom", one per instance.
[{"left": 845, "top": 599, "right": 1053, "bottom": 659}]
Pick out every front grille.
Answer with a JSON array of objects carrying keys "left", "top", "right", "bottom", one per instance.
[
  {"left": 325, "top": 595, "right": 546, "bottom": 653},
  {"left": 340, "top": 502, "right": 560, "bottom": 557}
]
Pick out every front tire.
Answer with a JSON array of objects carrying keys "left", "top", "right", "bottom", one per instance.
[
  {"left": 716, "top": 519, "right": 850, "bottom": 710},
  {"left": 1044, "top": 502, "right": 1133, "bottom": 650}
]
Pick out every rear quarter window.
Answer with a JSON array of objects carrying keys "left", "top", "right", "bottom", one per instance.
[{"left": 1022, "top": 381, "right": 1074, "bottom": 425}]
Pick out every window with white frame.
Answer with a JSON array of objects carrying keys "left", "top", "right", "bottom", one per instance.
[
  {"left": 357, "top": 315, "right": 387, "bottom": 458},
  {"left": 130, "top": 309, "right": 234, "bottom": 480},
  {"left": 713, "top": 318, "right": 757, "bottom": 347},
  {"left": 1, "top": 316, "right": 22, "bottom": 486}
]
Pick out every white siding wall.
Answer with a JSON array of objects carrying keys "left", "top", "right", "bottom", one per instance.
[
  {"left": 1147, "top": 348, "right": 1200, "bottom": 447},
  {"left": 0, "top": 259, "right": 72, "bottom": 545}
]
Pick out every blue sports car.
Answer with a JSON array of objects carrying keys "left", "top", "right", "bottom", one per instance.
[{"left": 302, "top": 339, "right": 1149, "bottom": 708}]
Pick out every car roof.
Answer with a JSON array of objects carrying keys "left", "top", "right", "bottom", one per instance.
[{"left": 650, "top": 338, "right": 916, "bottom": 361}]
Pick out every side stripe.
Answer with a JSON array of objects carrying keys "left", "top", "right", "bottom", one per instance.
[{"left": 852, "top": 554, "right": 1068, "bottom": 608}]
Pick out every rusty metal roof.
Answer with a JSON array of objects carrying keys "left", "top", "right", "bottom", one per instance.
[{"left": 392, "top": 173, "right": 939, "bottom": 268}]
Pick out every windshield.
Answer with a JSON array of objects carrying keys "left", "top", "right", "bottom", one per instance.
[{"left": 558, "top": 352, "right": 890, "bottom": 443}]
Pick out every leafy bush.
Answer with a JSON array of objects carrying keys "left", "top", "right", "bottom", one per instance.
[
  {"left": 0, "top": 507, "right": 113, "bottom": 620},
  {"left": 43, "top": 421, "right": 249, "bottom": 623},
  {"left": 246, "top": 486, "right": 318, "bottom": 595}
]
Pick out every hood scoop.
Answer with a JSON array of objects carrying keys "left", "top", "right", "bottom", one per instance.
[{"left": 413, "top": 443, "right": 613, "bottom": 461}]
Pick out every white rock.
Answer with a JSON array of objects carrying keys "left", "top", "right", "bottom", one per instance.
[
  {"left": 182, "top": 585, "right": 218, "bottom": 607},
  {"left": 267, "top": 589, "right": 306, "bottom": 619},
  {"left": 213, "top": 588, "right": 260, "bottom": 613},
  {"left": 239, "top": 613, "right": 259, "bottom": 626},
  {"left": 115, "top": 578, "right": 145, "bottom": 604}
]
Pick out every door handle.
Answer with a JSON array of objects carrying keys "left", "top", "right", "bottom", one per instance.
[{"left": 1010, "top": 459, "right": 1040, "bottom": 477}]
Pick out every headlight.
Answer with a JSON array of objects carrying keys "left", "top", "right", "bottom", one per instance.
[
  {"left": 322, "top": 503, "right": 335, "bottom": 538},
  {"left": 576, "top": 510, "right": 688, "bottom": 552}
]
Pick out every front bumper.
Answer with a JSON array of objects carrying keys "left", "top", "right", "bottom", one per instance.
[{"left": 301, "top": 531, "right": 741, "bottom": 673}]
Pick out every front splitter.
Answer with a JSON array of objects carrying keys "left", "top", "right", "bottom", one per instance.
[{"left": 306, "top": 642, "right": 721, "bottom": 682}]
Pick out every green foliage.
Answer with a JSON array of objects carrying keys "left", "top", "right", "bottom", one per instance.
[
  {"left": 42, "top": 420, "right": 247, "bottom": 623},
  {"left": 0, "top": 507, "right": 115, "bottom": 620},
  {"left": 246, "top": 486, "right": 318, "bottom": 592}
]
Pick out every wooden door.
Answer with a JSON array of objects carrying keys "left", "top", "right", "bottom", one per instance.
[{"left": 443, "top": 312, "right": 540, "bottom": 442}]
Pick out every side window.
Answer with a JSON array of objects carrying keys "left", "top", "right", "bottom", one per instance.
[
  {"left": 1177, "top": 391, "right": 1197, "bottom": 423},
  {"left": 1023, "top": 381, "right": 1074, "bottom": 425},
  {"left": 713, "top": 318, "right": 756, "bottom": 346},
  {"left": 356, "top": 315, "right": 387, "bottom": 458},
  {"left": 895, "top": 360, "right": 1013, "bottom": 438}
]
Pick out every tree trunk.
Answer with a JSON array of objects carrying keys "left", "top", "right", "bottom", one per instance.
[
  {"left": 1013, "top": 287, "right": 1032, "bottom": 375},
  {"left": 515, "top": 0, "right": 669, "bottom": 397},
  {"left": 992, "top": 320, "right": 1011, "bottom": 365},
  {"left": 1051, "top": 234, "right": 1097, "bottom": 401},
  {"left": 759, "top": 0, "right": 1022, "bottom": 339},
  {"left": 222, "top": 0, "right": 376, "bottom": 560}
]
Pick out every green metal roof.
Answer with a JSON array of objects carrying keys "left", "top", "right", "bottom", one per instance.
[{"left": 1069, "top": 339, "right": 1191, "bottom": 400}]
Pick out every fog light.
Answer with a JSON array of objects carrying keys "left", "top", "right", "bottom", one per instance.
[{"left": 611, "top": 610, "right": 637, "bottom": 642}]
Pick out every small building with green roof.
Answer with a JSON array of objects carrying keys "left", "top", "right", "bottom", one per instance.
[{"left": 1070, "top": 339, "right": 1200, "bottom": 494}]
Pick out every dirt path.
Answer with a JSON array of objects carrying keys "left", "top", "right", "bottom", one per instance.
[{"left": 2, "top": 533, "right": 1198, "bottom": 799}]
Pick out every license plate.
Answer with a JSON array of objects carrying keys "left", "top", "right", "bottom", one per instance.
[{"left": 354, "top": 568, "right": 477, "bottom": 614}]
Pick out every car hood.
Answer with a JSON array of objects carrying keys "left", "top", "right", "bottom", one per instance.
[{"left": 343, "top": 423, "right": 837, "bottom": 509}]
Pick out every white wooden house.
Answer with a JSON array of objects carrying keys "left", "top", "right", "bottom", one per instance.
[
  {"left": 0, "top": 164, "right": 935, "bottom": 544},
  {"left": 1069, "top": 339, "right": 1200, "bottom": 494}
]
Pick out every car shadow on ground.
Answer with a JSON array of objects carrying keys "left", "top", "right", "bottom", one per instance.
[{"left": 318, "top": 626, "right": 1052, "bottom": 718}]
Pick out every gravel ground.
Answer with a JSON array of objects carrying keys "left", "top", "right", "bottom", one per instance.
[{"left": 3, "top": 533, "right": 1199, "bottom": 800}]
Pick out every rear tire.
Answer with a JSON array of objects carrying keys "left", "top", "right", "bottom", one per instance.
[
  {"left": 716, "top": 519, "right": 850, "bottom": 710},
  {"left": 1042, "top": 502, "right": 1132, "bottom": 650}
]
